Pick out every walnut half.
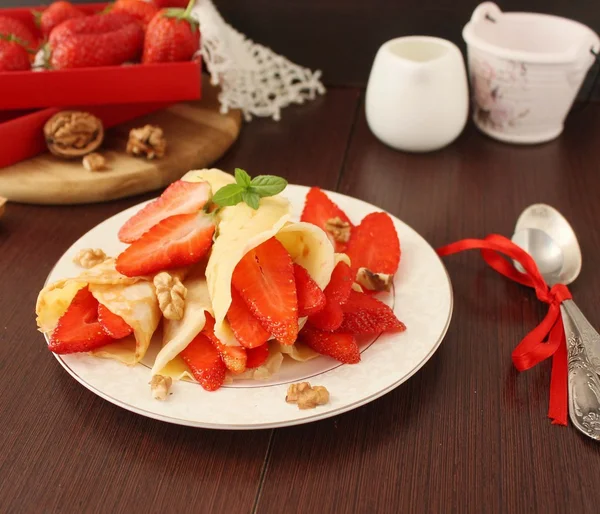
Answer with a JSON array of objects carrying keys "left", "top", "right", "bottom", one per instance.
[
  {"left": 154, "top": 272, "right": 187, "bottom": 320},
  {"left": 286, "top": 382, "right": 330, "bottom": 409},
  {"left": 356, "top": 267, "right": 393, "bottom": 292},
  {"left": 44, "top": 111, "right": 104, "bottom": 159},
  {"left": 126, "top": 125, "right": 166, "bottom": 159},
  {"left": 73, "top": 248, "right": 107, "bottom": 269},
  {"left": 325, "top": 217, "right": 351, "bottom": 243}
]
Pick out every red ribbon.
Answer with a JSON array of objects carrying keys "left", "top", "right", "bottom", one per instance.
[{"left": 437, "top": 234, "right": 572, "bottom": 426}]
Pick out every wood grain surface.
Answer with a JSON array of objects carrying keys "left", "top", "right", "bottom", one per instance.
[
  {"left": 0, "top": 77, "right": 241, "bottom": 205},
  {"left": 2, "top": 85, "right": 600, "bottom": 513}
]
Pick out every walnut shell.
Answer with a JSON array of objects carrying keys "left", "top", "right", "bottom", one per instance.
[{"left": 44, "top": 111, "right": 104, "bottom": 159}]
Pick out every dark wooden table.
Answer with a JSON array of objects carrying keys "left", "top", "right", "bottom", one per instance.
[{"left": 2, "top": 89, "right": 600, "bottom": 513}]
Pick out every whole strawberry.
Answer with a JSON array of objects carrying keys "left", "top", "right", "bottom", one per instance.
[
  {"left": 112, "top": 0, "right": 158, "bottom": 30},
  {"left": 142, "top": 0, "right": 199, "bottom": 63},
  {"left": 0, "top": 35, "right": 30, "bottom": 71},
  {"left": 0, "top": 15, "right": 38, "bottom": 51},
  {"left": 49, "top": 12, "right": 144, "bottom": 69},
  {"left": 36, "top": 1, "right": 85, "bottom": 39}
]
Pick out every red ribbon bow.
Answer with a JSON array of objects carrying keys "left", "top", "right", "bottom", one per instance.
[{"left": 437, "top": 234, "right": 572, "bottom": 426}]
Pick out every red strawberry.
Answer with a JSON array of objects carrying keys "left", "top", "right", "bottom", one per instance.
[
  {"left": 0, "top": 15, "right": 38, "bottom": 51},
  {"left": 180, "top": 333, "right": 226, "bottom": 391},
  {"left": 112, "top": 0, "right": 159, "bottom": 30},
  {"left": 340, "top": 290, "right": 406, "bottom": 335},
  {"left": 301, "top": 187, "right": 354, "bottom": 252},
  {"left": 0, "top": 36, "right": 30, "bottom": 72},
  {"left": 48, "top": 287, "right": 114, "bottom": 354},
  {"left": 202, "top": 314, "right": 247, "bottom": 373},
  {"left": 294, "top": 263, "right": 325, "bottom": 317},
  {"left": 301, "top": 325, "right": 360, "bottom": 364},
  {"left": 232, "top": 237, "right": 299, "bottom": 345},
  {"left": 246, "top": 344, "right": 269, "bottom": 369},
  {"left": 35, "top": 1, "right": 85, "bottom": 39},
  {"left": 118, "top": 180, "right": 211, "bottom": 243},
  {"left": 142, "top": 0, "right": 199, "bottom": 63},
  {"left": 97, "top": 303, "right": 133, "bottom": 339},
  {"left": 226, "top": 288, "right": 271, "bottom": 349},
  {"left": 49, "top": 12, "right": 143, "bottom": 69},
  {"left": 308, "top": 261, "right": 353, "bottom": 331},
  {"left": 346, "top": 212, "right": 400, "bottom": 276},
  {"left": 116, "top": 212, "right": 215, "bottom": 277},
  {"left": 150, "top": 0, "right": 189, "bottom": 8}
]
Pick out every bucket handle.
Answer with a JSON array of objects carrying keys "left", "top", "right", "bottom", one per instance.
[{"left": 470, "top": 2, "right": 502, "bottom": 24}]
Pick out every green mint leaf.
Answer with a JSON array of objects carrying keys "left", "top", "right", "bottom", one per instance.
[
  {"left": 235, "top": 168, "right": 251, "bottom": 188},
  {"left": 212, "top": 184, "right": 245, "bottom": 207},
  {"left": 249, "top": 175, "right": 288, "bottom": 197},
  {"left": 242, "top": 190, "right": 260, "bottom": 210}
]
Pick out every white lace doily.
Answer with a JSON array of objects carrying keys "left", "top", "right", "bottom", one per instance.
[{"left": 191, "top": 0, "right": 326, "bottom": 121}]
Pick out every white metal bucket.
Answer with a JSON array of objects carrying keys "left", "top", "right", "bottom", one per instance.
[{"left": 463, "top": 2, "right": 600, "bottom": 144}]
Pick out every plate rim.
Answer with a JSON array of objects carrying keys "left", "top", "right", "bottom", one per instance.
[{"left": 45, "top": 185, "right": 454, "bottom": 430}]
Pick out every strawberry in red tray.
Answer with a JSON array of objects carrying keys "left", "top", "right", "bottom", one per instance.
[
  {"left": 118, "top": 180, "right": 212, "bottom": 243},
  {"left": 35, "top": 1, "right": 85, "bottom": 39},
  {"left": 48, "top": 287, "right": 115, "bottom": 354},
  {"left": 0, "top": 15, "right": 38, "bottom": 52},
  {"left": 112, "top": 0, "right": 159, "bottom": 30},
  {"left": 116, "top": 212, "right": 216, "bottom": 277},
  {"left": 180, "top": 333, "right": 226, "bottom": 391},
  {"left": 142, "top": 0, "right": 199, "bottom": 63},
  {"left": 231, "top": 237, "right": 299, "bottom": 346},
  {"left": 301, "top": 325, "right": 360, "bottom": 364},
  {"left": 346, "top": 212, "right": 401, "bottom": 292},
  {"left": 308, "top": 261, "right": 353, "bottom": 331},
  {"left": 301, "top": 187, "right": 354, "bottom": 253},
  {"left": 0, "top": 35, "right": 31, "bottom": 72},
  {"left": 49, "top": 12, "right": 144, "bottom": 69}
]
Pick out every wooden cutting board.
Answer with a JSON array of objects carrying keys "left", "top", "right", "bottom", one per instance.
[{"left": 0, "top": 77, "right": 242, "bottom": 205}]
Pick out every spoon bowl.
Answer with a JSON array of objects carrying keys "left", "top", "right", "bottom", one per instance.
[{"left": 511, "top": 228, "right": 564, "bottom": 284}]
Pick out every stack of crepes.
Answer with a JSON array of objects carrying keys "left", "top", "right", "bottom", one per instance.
[{"left": 36, "top": 168, "right": 347, "bottom": 389}]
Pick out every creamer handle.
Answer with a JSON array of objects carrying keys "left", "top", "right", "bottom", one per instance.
[{"left": 470, "top": 2, "right": 502, "bottom": 24}]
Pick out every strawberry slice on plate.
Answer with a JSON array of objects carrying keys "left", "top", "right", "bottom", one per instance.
[
  {"left": 49, "top": 287, "right": 114, "bottom": 354},
  {"left": 232, "top": 237, "right": 299, "bottom": 345},
  {"left": 97, "top": 304, "right": 133, "bottom": 339},
  {"left": 308, "top": 261, "right": 353, "bottom": 331},
  {"left": 202, "top": 314, "right": 247, "bottom": 374},
  {"left": 116, "top": 212, "right": 216, "bottom": 277},
  {"left": 180, "top": 333, "right": 226, "bottom": 391},
  {"left": 346, "top": 212, "right": 400, "bottom": 276},
  {"left": 340, "top": 290, "right": 406, "bottom": 335},
  {"left": 294, "top": 263, "right": 326, "bottom": 317},
  {"left": 246, "top": 343, "right": 270, "bottom": 369},
  {"left": 301, "top": 324, "right": 360, "bottom": 364},
  {"left": 118, "top": 180, "right": 212, "bottom": 243},
  {"left": 301, "top": 187, "right": 354, "bottom": 252},
  {"left": 227, "top": 288, "right": 271, "bottom": 349}
]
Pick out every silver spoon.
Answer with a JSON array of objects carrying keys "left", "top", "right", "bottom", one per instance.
[{"left": 511, "top": 221, "right": 600, "bottom": 439}]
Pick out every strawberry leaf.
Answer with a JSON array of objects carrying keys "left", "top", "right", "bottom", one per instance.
[
  {"left": 212, "top": 184, "right": 245, "bottom": 207},
  {"left": 235, "top": 168, "right": 251, "bottom": 188},
  {"left": 250, "top": 176, "right": 288, "bottom": 197}
]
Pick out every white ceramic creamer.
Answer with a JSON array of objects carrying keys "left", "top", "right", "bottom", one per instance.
[
  {"left": 365, "top": 36, "right": 469, "bottom": 152},
  {"left": 463, "top": 2, "right": 600, "bottom": 144}
]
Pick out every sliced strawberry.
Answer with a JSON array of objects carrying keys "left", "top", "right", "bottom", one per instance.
[
  {"left": 97, "top": 303, "right": 133, "bottom": 339},
  {"left": 246, "top": 344, "right": 269, "bottom": 369},
  {"left": 227, "top": 288, "right": 271, "bottom": 349},
  {"left": 180, "top": 333, "right": 226, "bottom": 391},
  {"left": 308, "top": 261, "right": 353, "bottom": 331},
  {"left": 48, "top": 287, "right": 114, "bottom": 354},
  {"left": 202, "top": 314, "right": 247, "bottom": 373},
  {"left": 294, "top": 264, "right": 326, "bottom": 317},
  {"left": 340, "top": 290, "right": 406, "bottom": 334},
  {"left": 118, "top": 180, "right": 212, "bottom": 243},
  {"left": 346, "top": 212, "right": 400, "bottom": 276},
  {"left": 232, "top": 237, "right": 298, "bottom": 345},
  {"left": 301, "top": 187, "right": 354, "bottom": 252},
  {"left": 116, "top": 212, "right": 215, "bottom": 277},
  {"left": 301, "top": 325, "right": 360, "bottom": 364}
]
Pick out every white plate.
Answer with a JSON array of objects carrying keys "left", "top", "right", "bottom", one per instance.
[{"left": 45, "top": 185, "right": 453, "bottom": 429}]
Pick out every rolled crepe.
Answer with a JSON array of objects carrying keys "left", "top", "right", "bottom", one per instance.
[{"left": 36, "top": 258, "right": 161, "bottom": 365}]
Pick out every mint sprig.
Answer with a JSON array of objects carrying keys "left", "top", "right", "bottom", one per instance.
[{"left": 212, "top": 168, "right": 287, "bottom": 210}]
